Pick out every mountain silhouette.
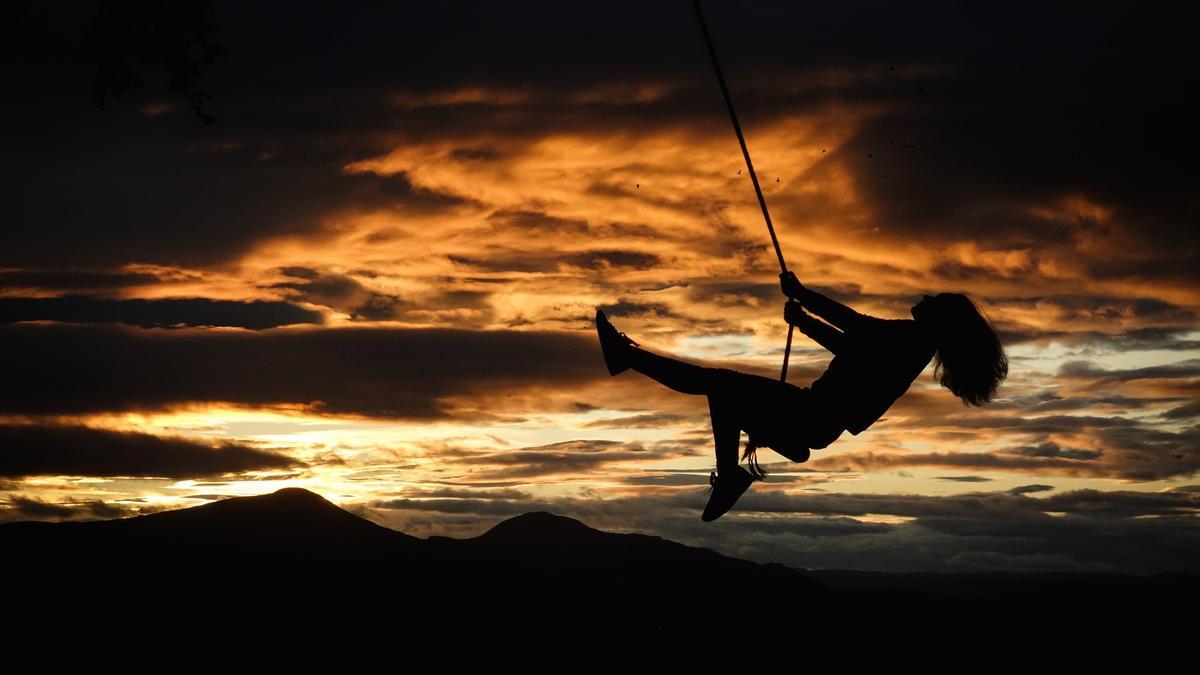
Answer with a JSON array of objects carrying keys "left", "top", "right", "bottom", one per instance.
[
  {"left": 4, "top": 488, "right": 1195, "bottom": 642},
  {"left": 472, "top": 510, "right": 606, "bottom": 543},
  {"left": 5, "top": 487, "right": 417, "bottom": 568}
]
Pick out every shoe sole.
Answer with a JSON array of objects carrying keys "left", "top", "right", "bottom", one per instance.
[
  {"left": 701, "top": 469, "right": 754, "bottom": 522},
  {"left": 596, "top": 311, "right": 631, "bottom": 376}
]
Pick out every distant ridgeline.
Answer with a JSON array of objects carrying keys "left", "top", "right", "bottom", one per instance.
[{"left": 4, "top": 488, "right": 1195, "bottom": 642}]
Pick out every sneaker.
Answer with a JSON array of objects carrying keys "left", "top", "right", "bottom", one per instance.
[
  {"left": 701, "top": 466, "right": 755, "bottom": 522},
  {"left": 595, "top": 309, "right": 638, "bottom": 376}
]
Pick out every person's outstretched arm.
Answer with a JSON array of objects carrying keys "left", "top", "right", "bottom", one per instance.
[
  {"left": 779, "top": 272, "right": 867, "bottom": 332},
  {"left": 785, "top": 301, "right": 845, "bottom": 354}
]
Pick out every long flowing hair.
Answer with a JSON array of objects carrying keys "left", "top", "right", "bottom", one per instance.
[{"left": 927, "top": 293, "right": 1008, "bottom": 406}]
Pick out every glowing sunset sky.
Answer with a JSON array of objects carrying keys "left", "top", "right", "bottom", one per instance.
[{"left": 2, "top": 1, "right": 1196, "bottom": 572}]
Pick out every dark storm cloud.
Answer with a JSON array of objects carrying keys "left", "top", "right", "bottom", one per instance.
[
  {"left": 1081, "top": 425, "right": 1200, "bottom": 481},
  {"left": 363, "top": 485, "right": 1200, "bottom": 573},
  {"left": 3, "top": 2, "right": 706, "bottom": 270},
  {"left": 2, "top": 495, "right": 79, "bottom": 519},
  {"left": 274, "top": 267, "right": 497, "bottom": 324},
  {"left": 730, "top": 490, "right": 1037, "bottom": 520},
  {"left": 794, "top": 9, "right": 1196, "bottom": 268},
  {"left": 1087, "top": 328, "right": 1200, "bottom": 352},
  {"left": 1010, "top": 441, "right": 1102, "bottom": 461},
  {"left": 1059, "top": 359, "right": 1200, "bottom": 383},
  {"left": 395, "top": 487, "right": 534, "bottom": 501},
  {"left": 998, "top": 326, "right": 1200, "bottom": 350},
  {"left": 0, "top": 423, "right": 300, "bottom": 478},
  {"left": 595, "top": 299, "right": 674, "bottom": 319},
  {"left": 447, "top": 253, "right": 554, "bottom": 275},
  {"left": 2, "top": 122, "right": 468, "bottom": 268},
  {"left": 446, "top": 439, "right": 677, "bottom": 481},
  {"left": 319, "top": 0, "right": 1196, "bottom": 293},
  {"left": 639, "top": 471, "right": 813, "bottom": 489},
  {"left": 272, "top": 267, "right": 404, "bottom": 321},
  {"left": 484, "top": 209, "right": 590, "bottom": 236},
  {"left": 4, "top": 1, "right": 476, "bottom": 268},
  {"left": 372, "top": 497, "right": 554, "bottom": 517},
  {"left": 0, "top": 295, "right": 323, "bottom": 329},
  {"left": 5, "top": 1, "right": 1198, "bottom": 574},
  {"left": 1040, "top": 489, "right": 1200, "bottom": 519},
  {"left": 807, "top": 420, "right": 1200, "bottom": 480},
  {"left": 8, "top": 2, "right": 1193, "bottom": 279},
  {"left": 704, "top": 488, "right": 1200, "bottom": 551},
  {"left": 0, "top": 494, "right": 168, "bottom": 523},
  {"left": 1163, "top": 400, "right": 1200, "bottom": 420},
  {"left": 0, "top": 268, "right": 166, "bottom": 292},
  {"left": 685, "top": 281, "right": 778, "bottom": 309},
  {"left": 888, "top": 413, "right": 1200, "bottom": 475},
  {"left": 892, "top": 412, "right": 1136, "bottom": 432},
  {"left": 1121, "top": 330, "right": 1200, "bottom": 352},
  {"left": 564, "top": 250, "right": 663, "bottom": 271},
  {"left": 0, "top": 323, "right": 603, "bottom": 419},
  {"left": 622, "top": 472, "right": 721, "bottom": 487},
  {"left": 581, "top": 412, "right": 698, "bottom": 429},
  {"left": 397, "top": 289, "right": 495, "bottom": 325},
  {"left": 1009, "top": 484, "right": 1055, "bottom": 496},
  {"left": 1017, "top": 393, "right": 1176, "bottom": 414},
  {"left": 986, "top": 298, "right": 1200, "bottom": 347},
  {"left": 447, "top": 249, "right": 663, "bottom": 275},
  {"left": 999, "top": 295, "right": 1197, "bottom": 323}
]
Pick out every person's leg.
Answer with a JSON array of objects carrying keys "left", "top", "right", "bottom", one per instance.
[
  {"left": 708, "top": 395, "right": 742, "bottom": 474},
  {"left": 702, "top": 393, "right": 756, "bottom": 522},
  {"left": 626, "top": 346, "right": 721, "bottom": 396}
]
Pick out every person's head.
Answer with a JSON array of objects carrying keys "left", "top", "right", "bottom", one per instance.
[{"left": 911, "top": 293, "right": 1008, "bottom": 406}]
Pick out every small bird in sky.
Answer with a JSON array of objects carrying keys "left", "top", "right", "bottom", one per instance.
[
  {"left": 776, "top": 177, "right": 780, "bottom": 182},
  {"left": 737, "top": 169, "right": 742, "bottom": 174},
  {"left": 636, "top": 184, "right": 640, "bottom": 189}
]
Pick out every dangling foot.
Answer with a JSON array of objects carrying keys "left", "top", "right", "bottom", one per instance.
[
  {"left": 701, "top": 465, "right": 754, "bottom": 522},
  {"left": 595, "top": 309, "right": 638, "bottom": 376}
]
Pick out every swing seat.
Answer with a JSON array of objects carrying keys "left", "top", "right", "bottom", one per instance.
[
  {"left": 720, "top": 377, "right": 841, "bottom": 464},
  {"left": 755, "top": 423, "right": 842, "bottom": 460},
  {"left": 760, "top": 438, "right": 811, "bottom": 464}
]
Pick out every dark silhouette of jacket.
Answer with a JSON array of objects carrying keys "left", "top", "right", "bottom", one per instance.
[{"left": 789, "top": 287, "right": 936, "bottom": 435}]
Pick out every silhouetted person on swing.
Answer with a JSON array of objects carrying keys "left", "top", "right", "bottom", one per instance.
[{"left": 596, "top": 271, "right": 1008, "bottom": 522}]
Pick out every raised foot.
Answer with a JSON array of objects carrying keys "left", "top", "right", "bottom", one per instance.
[{"left": 595, "top": 309, "right": 638, "bottom": 376}]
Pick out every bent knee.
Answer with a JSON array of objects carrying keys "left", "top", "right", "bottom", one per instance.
[{"left": 767, "top": 428, "right": 843, "bottom": 462}]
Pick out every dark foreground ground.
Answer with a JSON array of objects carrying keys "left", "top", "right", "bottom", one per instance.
[{"left": 5, "top": 488, "right": 1195, "bottom": 646}]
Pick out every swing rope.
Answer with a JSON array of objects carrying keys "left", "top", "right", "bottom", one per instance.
[
  {"left": 693, "top": 0, "right": 795, "bottom": 478},
  {"left": 691, "top": 0, "right": 795, "bottom": 384}
]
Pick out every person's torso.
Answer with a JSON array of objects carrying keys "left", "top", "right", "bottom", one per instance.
[{"left": 810, "top": 317, "right": 935, "bottom": 435}]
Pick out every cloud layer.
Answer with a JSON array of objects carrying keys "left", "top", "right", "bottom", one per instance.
[
  {"left": 0, "top": 423, "right": 299, "bottom": 479},
  {"left": 0, "top": 1, "right": 1195, "bottom": 574}
]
